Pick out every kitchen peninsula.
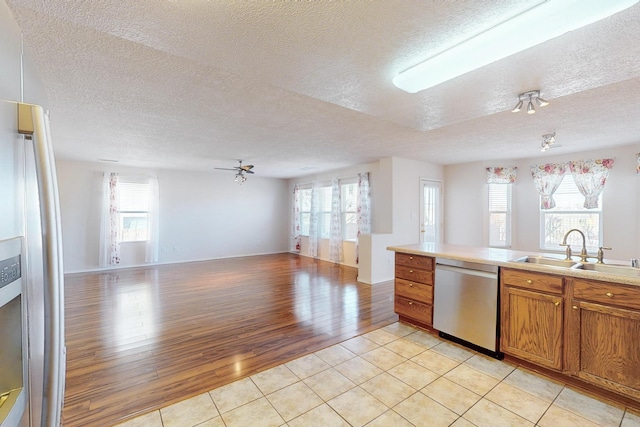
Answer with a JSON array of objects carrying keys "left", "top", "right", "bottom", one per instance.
[{"left": 388, "top": 242, "right": 640, "bottom": 409}]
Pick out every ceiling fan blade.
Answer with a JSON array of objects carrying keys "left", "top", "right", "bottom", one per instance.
[
  {"left": 214, "top": 167, "right": 238, "bottom": 171},
  {"left": 240, "top": 164, "right": 254, "bottom": 171},
  {"left": 245, "top": 170, "right": 255, "bottom": 174}
]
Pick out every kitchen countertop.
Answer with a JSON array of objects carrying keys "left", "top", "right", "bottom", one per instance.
[{"left": 387, "top": 242, "right": 640, "bottom": 287}]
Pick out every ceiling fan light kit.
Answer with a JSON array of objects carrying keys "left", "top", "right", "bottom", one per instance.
[
  {"left": 214, "top": 160, "right": 255, "bottom": 184},
  {"left": 392, "top": 0, "right": 638, "bottom": 93}
]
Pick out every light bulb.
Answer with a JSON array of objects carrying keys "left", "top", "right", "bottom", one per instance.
[
  {"left": 527, "top": 99, "right": 535, "bottom": 114},
  {"left": 512, "top": 99, "right": 523, "bottom": 113},
  {"left": 536, "top": 97, "right": 550, "bottom": 107}
]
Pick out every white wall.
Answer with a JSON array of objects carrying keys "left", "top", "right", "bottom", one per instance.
[
  {"left": 390, "top": 157, "right": 445, "bottom": 246},
  {"left": 443, "top": 143, "right": 640, "bottom": 261},
  {"left": 443, "top": 163, "right": 486, "bottom": 246},
  {"left": 57, "top": 160, "right": 290, "bottom": 272}
]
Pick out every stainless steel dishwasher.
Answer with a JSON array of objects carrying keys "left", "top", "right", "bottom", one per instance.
[{"left": 433, "top": 257, "right": 501, "bottom": 357}]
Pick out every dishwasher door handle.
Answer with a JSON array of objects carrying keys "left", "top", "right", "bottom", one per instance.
[{"left": 436, "top": 264, "right": 498, "bottom": 280}]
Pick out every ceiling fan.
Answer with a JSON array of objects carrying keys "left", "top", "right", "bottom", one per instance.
[{"left": 214, "top": 160, "right": 255, "bottom": 183}]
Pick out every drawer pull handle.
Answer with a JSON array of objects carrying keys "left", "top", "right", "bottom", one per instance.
[
  {"left": 554, "top": 301, "right": 560, "bottom": 307},
  {"left": 606, "top": 292, "right": 613, "bottom": 298},
  {"left": 526, "top": 280, "right": 533, "bottom": 284},
  {"left": 572, "top": 305, "right": 578, "bottom": 310},
  {"left": 409, "top": 270, "right": 414, "bottom": 273}
]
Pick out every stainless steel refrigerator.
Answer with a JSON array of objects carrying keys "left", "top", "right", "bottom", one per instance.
[{"left": 1, "top": 1, "right": 66, "bottom": 425}]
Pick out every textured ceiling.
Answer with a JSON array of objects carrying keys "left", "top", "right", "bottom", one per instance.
[{"left": 6, "top": 0, "right": 640, "bottom": 178}]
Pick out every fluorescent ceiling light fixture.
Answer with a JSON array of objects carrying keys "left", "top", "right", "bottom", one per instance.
[{"left": 393, "top": 0, "right": 639, "bottom": 93}]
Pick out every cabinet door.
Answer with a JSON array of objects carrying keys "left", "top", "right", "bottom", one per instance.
[
  {"left": 501, "top": 286, "right": 563, "bottom": 370},
  {"left": 567, "top": 300, "right": 640, "bottom": 400}
]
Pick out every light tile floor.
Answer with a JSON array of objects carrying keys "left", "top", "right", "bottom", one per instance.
[{"left": 115, "top": 322, "right": 640, "bottom": 427}]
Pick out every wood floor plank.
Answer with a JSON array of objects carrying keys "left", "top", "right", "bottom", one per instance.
[{"left": 61, "top": 253, "right": 397, "bottom": 426}]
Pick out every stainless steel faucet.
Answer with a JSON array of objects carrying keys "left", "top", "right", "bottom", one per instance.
[{"left": 560, "top": 229, "right": 588, "bottom": 262}]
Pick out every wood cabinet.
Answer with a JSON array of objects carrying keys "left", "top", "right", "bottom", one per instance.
[
  {"left": 566, "top": 278, "right": 640, "bottom": 400},
  {"left": 394, "top": 253, "right": 434, "bottom": 327},
  {"left": 500, "top": 269, "right": 564, "bottom": 370}
]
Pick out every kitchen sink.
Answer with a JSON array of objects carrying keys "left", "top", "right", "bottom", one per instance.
[
  {"left": 511, "top": 256, "right": 578, "bottom": 268},
  {"left": 572, "top": 263, "right": 640, "bottom": 278}
]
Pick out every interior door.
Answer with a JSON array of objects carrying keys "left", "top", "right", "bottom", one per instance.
[{"left": 420, "top": 179, "right": 442, "bottom": 244}]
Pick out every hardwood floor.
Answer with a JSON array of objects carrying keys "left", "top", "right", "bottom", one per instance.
[{"left": 61, "top": 253, "right": 398, "bottom": 426}]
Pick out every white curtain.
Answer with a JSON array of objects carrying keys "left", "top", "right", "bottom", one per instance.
[
  {"left": 145, "top": 176, "right": 160, "bottom": 263},
  {"left": 356, "top": 172, "right": 371, "bottom": 264},
  {"left": 291, "top": 184, "right": 301, "bottom": 252},
  {"left": 308, "top": 181, "right": 319, "bottom": 257},
  {"left": 530, "top": 163, "right": 567, "bottom": 209},
  {"left": 99, "top": 172, "right": 120, "bottom": 267},
  {"left": 329, "top": 178, "right": 342, "bottom": 263},
  {"left": 569, "top": 159, "right": 614, "bottom": 209}
]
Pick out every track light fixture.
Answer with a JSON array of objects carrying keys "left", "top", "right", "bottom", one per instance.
[
  {"left": 513, "top": 90, "right": 549, "bottom": 114},
  {"left": 540, "top": 132, "right": 556, "bottom": 152}
]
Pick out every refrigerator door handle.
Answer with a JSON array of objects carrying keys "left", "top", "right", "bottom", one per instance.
[{"left": 18, "top": 103, "right": 65, "bottom": 427}]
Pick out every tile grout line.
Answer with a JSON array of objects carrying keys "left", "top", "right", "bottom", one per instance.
[{"left": 116, "top": 322, "right": 636, "bottom": 427}]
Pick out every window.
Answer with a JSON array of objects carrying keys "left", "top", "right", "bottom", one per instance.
[
  {"left": 540, "top": 175, "right": 602, "bottom": 251},
  {"left": 341, "top": 182, "right": 358, "bottom": 241},
  {"left": 297, "top": 181, "right": 358, "bottom": 241},
  {"left": 318, "top": 186, "right": 332, "bottom": 239},
  {"left": 118, "top": 178, "right": 152, "bottom": 242},
  {"left": 421, "top": 180, "right": 442, "bottom": 244},
  {"left": 488, "top": 183, "right": 512, "bottom": 247},
  {"left": 299, "top": 188, "right": 312, "bottom": 236}
]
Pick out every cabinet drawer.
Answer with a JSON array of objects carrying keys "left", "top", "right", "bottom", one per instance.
[
  {"left": 395, "top": 265, "right": 433, "bottom": 285},
  {"left": 572, "top": 279, "right": 640, "bottom": 311},
  {"left": 396, "top": 253, "right": 434, "bottom": 271},
  {"left": 395, "top": 296, "right": 432, "bottom": 325},
  {"left": 502, "top": 268, "right": 564, "bottom": 294},
  {"left": 395, "top": 278, "right": 433, "bottom": 303}
]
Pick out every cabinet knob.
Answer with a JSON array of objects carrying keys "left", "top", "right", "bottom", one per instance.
[
  {"left": 409, "top": 283, "right": 413, "bottom": 287},
  {"left": 408, "top": 301, "right": 413, "bottom": 305},
  {"left": 572, "top": 305, "right": 578, "bottom": 310},
  {"left": 526, "top": 279, "right": 533, "bottom": 284},
  {"left": 606, "top": 292, "right": 614, "bottom": 298},
  {"left": 554, "top": 301, "right": 560, "bottom": 307},
  {"left": 409, "top": 256, "right": 414, "bottom": 260},
  {"left": 409, "top": 270, "right": 414, "bottom": 273}
]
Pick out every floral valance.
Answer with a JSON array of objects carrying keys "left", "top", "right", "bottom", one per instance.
[
  {"left": 486, "top": 167, "right": 517, "bottom": 184},
  {"left": 637, "top": 153, "right": 640, "bottom": 175},
  {"left": 530, "top": 159, "right": 614, "bottom": 210}
]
